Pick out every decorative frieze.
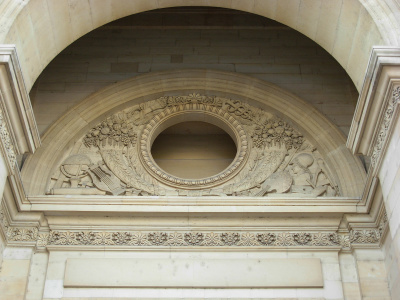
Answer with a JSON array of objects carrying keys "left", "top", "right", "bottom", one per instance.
[
  {"left": 0, "top": 205, "right": 38, "bottom": 243},
  {"left": 0, "top": 108, "right": 17, "bottom": 168},
  {"left": 371, "top": 86, "right": 400, "bottom": 168},
  {"left": 37, "top": 229, "right": 382, "bottom": 250},
  {"left": 27, "top": 210, "right": 387, "bottom": 250}
]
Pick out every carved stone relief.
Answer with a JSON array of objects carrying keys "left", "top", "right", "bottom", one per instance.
[
  {"left": 47, "top": 94, "right": 340, "bottom": 197},
  {"left": 371, "top": 86, "right": 400, "bottom": 168},
  {"left": 37, "top": 211, "right": 388, "bottom": 250},
  {"left": 0, "top": 108, "right": 17, "bottom": 168}
]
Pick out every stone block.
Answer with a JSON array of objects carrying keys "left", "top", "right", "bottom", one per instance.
[
  {"left": 357, "top": 261, "right": 388, "bottom": 280},
  {"left": 111, "top": 62, "right": 139, "bottom": 73},
  {"left": 64, "top": 258, "right": 324, "bottom": 288},
  {"left": 296, "top": 0, "right": 320, "bottom": 38},
  {"left": 342, "top": 282, "right": 362, "bottom": 300},
  {"left": 235, "top": 63, "right": 300, "bottom": 74},
  {"left": 315, "top": 0, "right": 342, "bottom": 52},
  {"left": 360, "top": 280, "right": 391, "bottom": 297}
]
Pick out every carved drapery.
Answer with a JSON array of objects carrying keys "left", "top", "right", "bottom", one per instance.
[{"left": 47, "top": 94, "right": 339, "bottom": 197}]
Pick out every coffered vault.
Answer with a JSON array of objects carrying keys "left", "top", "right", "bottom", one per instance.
[{"left": 0, "top": 1, "right": 400, "bottom": 299}]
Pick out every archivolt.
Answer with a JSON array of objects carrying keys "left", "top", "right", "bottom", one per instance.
[
  {"left": 21, "top": 70, "right": 366, "bottom": 197},
  {"left": 0, "top": 0, "right": 390, "bottom": 91}
]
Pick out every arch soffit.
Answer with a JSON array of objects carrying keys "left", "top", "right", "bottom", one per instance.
[
  {"left": 0, "top": 0, "right": 391, "bottom": 92},
  {"left": 21, "top": 70, "right": 366, "bottom": 197}
]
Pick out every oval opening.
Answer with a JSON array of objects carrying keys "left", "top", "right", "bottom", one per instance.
[{"left": 151, "top": 121, "right": 237, "bottom": 179}]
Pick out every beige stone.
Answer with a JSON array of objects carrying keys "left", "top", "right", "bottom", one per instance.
[
  {"left": 64, "top": 258, "right": 324, "bottom": 288},
  {"left": 0, "top": 2, "right": 400, "bottom": 300}
]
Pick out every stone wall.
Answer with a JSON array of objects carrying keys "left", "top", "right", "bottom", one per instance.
[
  {"left": 380, "top": 107, "right": 400, "bottom": 300},
  {"left": 355, "top": 248, "right": 392, "bottom": 299},
  {"left": 0, "top": 246, "right": 393, "bottom": 299},
  {"left": 384, "top": 232, "right": 400, "bottom": 299},
  {"left": 0, "top": 247, "right": 33, "bottom": 300},
  {"left": 30, "top": 25, "right": 358, "bottom": 136}
]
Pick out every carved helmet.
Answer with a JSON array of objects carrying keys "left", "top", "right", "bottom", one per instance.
[{"left": 292, "top": 153, "right": 314, "bottom": 169}]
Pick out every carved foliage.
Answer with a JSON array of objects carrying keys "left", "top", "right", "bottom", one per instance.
[
  {"left": 0, "top": 205, "right": 38, "bottom": 243},
  {"left": 0, "top": 108, "right": 17, "bottom": 167},
  {"left": 43, "top": 230, "right": 377, "bottom": 249},
  {"left": 371, "top": 86, "right": 400, "bottom": 168},
  {"left": 252, "top": 119, "right": 303, "bottom": 150},
  {"left": 48, "top": 94, "right": 339, "bottom": 197}
]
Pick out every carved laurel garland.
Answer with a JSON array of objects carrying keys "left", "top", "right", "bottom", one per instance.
[
  {"left": 371, "top": 86, "right": 400, "bottom": 168},
  {"left": 0, "top": 108, "right": 17, "bottom": 167}
]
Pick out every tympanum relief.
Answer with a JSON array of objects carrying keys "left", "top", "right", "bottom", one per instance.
[{"left": 47, "top": 94, "right": 339, "bottom": 197}]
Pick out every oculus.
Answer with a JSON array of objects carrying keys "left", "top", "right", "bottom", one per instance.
[
  {"left": 48, "top": 94, "right": 339, "bottom": 197},
  {"left": 151, "top": 121, "right": 237, "bottom": 179}
]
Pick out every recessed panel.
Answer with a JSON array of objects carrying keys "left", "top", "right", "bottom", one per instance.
[{"left": 64, "top": 258, "right": 323, "bottom": 288}]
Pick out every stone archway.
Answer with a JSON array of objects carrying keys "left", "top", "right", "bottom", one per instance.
[
  {"left": 0, "top": 0, "right": 390, "bottom": 91},
  {"left": 21, "top": 70, "right": 366, "bottom": 197}
]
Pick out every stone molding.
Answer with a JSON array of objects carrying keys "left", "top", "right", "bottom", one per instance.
[
  {"left": 348, "top": 47, "right": 400, "bottom": 166},
  {"left": 371, "top": 85, "right": 400, "bottom": 168},
  {"left": 139, "top": 97, "right": 249, "bottom": 189},
  {"left": 36, "top": 211, "right": 387, "bottom": 251},
  {"left": 0, "top": 46, "right": 41, "bottom": 158},
  {"left": 0, "top": 202, "right": 38, "bottom": 245},
  {"left": 347, "top": 47, "right": 400, "bottom": 209},
  {"left": 0, "top": 107, "right": 16, "bottom": 168},
  {"left": 0, "top": 190, "right": 389, "bottom": 251}
]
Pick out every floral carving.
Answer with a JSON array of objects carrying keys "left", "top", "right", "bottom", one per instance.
[
  {"left": 238, "top": 232, "right": 259, "bottom": 246},
  {"left": 257, "top": 233, "right": 277, "bottom": 245},
  {"left": 202, "top": 232, "right": 223, "bottom": 246},
  {"left": 0, "top": 108, "right": 17, "bottom": 167},
  {"left": 165, "top": 93, "right": 223, "bottom": 107},
  {"left": 7, "top": 227, "right": 38, "bottom": 242},
  {"left": 252, "top": 119, "right": 303, "bottom": 150},
  {"left": 49, "top": 94, "right": 339, "bottom": 197},
  {"left": 37, "top": 233, "right": 49, "bottom": 247},
  {"left": 184, "top": 233, "right": 204, "bottom": 245},
  {"left": 148, "top": 232, "right": 168, "bottom": 245},
  {"left": 167, "top": 232, "right": 186, "bottom": 246},
  {"left": 131, "top": 232, "right": 151, "bottom": 246},
  {"left": 371, "top": 86, "right": 400, "bottom": 168},
  {"left": 84, "top": 115, "right": 138, "bottom": 148},
  {"left": 221, "top": 233, "right": 240, "bottom": 245},
  {"left": 0, "top": 205, "right": 38, "bottom": 243},
  {"left": 293, "top": 233, "right": 312, "bottom": 245}
]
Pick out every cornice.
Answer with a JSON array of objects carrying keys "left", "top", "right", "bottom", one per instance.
[
  {"left": 37, "top": 210, "right": 388, "bottom": 252},
  {"left": 0, "top": 197, "right": 389, "bottom": 252},
  {"left": 0, "top": 45, "right": 41, "bottom": 157},
  {"left": 0, "top": 201, "right": 38, "bottom": 247},
  {"left": 348, "top": 47, "right": 400, "bottom": 164}
]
